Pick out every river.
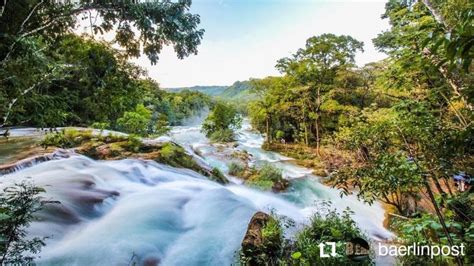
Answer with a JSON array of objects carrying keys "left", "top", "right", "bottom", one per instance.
[{"left": 0, "top": 121, "right": 392, "bottom": 265}]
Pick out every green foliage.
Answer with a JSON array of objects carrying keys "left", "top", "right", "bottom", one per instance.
[
  {"left": 202, "top": 102, "right": 242, "bottom": 142},
  {"left": 240, "top": 214, "right": 284, "bottom": 265},
  {"left": 240, "top": 204, "right": 371, "bottom": 265},
  {"left": 293, "top": 204, "right": 369, "bottom": 265},
  {"left": 117, "top": 104, "right": 153, "bottom": 136},
  {"left": 249, "top": 34, "right": 380, "bottom": 146},
  {"left": 90, "top": 122, "right": 110, "bottom": 135},
  {"left": 392, "top": 195, "right": 474, "bottom": 266},
  {"left": 209, "top": 129, "right": 235, "bottom": 143},
  {"left": 155, "top": 143, "right": 202, "bottom": 173},
  {"left": 0, "top": 1, "right": 206, "bottom": 129},
  {"left": 0, "top": 182, "right": 49, "bottom": 264},
  {"left": 124, "top": 134, "right": 142, "bottom": 153},
  {"left": 0, "top": 0, "right": 204, "bottom": 64},
  {"left": 256, "top": 163, "right": 283, "bottom": 183},
  {"left": 247, "top": 163, "right": 286, "bottom": 191},
  {"left": 228, "top": 162, "right": 246, "bottom": 176},
  {"left": 210, "top": 167, "right": 229, "bottom": 184},
  {"left": 40, "top": 128, "right": 129, "bottom": 150},
  {"left": 41, "top": 129, "right": 93, "bottom": 149}
]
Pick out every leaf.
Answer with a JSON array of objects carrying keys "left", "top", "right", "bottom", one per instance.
[
  {"left": 0, "top": 213, "right": 10, "bottom": 221},
  {"left": 429, "top": 222, "right": 442, "bottom": 231},
  {"left": 291, "top": 252, "right": 302, "bottom": 259}
]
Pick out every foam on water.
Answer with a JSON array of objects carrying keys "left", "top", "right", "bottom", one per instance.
[{"left": 0, "top": 120, "right": 393, "bottom": 265}]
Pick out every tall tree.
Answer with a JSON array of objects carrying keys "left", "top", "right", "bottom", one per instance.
[
  {"left": 276, "top": 34, "right": 364, "bottom": 153},
  {"left": 0, "top": 0, "right": 204, "bottom": 129}
]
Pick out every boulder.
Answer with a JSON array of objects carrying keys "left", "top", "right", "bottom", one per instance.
[{"left": 242, "top": 211, "right": 270, "bottom": 250}]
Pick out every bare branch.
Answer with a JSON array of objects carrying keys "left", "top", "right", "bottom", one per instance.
[{"left": 18, "top": 0, "right": 45, "bottom": 36}]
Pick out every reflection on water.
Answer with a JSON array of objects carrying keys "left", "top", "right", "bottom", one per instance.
[{"left": 0, "top": 137, "right": 40, "bottom": 164}]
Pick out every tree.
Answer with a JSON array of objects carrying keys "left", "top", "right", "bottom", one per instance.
[
  {"left": 0, "top": 182, "right": 50, "bottom": 264},
  {"left": 373, "top": 0, "right": 473, "bottom": 110},
  {"left": 0, "top": 0, "right": 204, "bottom": 129},
  {"left": 0, "top": 0, "right": 204, "bottom": 65},
  {"left": 117, "top": 104, "right": 153, "bottom": 136},
  {"left": 276, "top": 34, "right": 364, "bottom": 153},
  {"left": 201, "top": 102, "right": 242, "bottom": 142}
]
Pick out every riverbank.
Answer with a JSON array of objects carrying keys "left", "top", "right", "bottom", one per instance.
[{"left": 261, "top": 142, "right": 354, "bottom": 180}]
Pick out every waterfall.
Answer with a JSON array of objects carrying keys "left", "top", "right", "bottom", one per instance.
[{"left": 0, "top": 121, "right": 393, "bottom": 265}]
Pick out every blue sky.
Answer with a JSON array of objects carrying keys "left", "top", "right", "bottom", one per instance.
[{"left": 132, "top": 0, "right": 390, "bottom": 88}]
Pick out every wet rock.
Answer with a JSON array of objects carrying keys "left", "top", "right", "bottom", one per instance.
[
  {"left": 271, "top": 179, "right": 290, "bottom": 192},
  {"left": 241, "top": 212, "right": 282, "bottom": 265},
  {"left": 0, "top": 149, "right": 72, "bottom": 175},
  {"left": 242, "top": 212, "right": 271, "bottom": 250}
]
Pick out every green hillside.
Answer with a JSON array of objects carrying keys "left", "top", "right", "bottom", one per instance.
[
  {"left": 166, "top": 80, "right": 256, "bottom": 101},
  {"left": 166, "top": 85, "right": 227, "bottom": 96}
]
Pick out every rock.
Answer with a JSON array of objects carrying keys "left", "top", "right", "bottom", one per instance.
[
  {"left": 0, "top": 149, "right": 72, "bottom": 175},
  {"left": 312, "top": 168, "right": 329, "bottom": 177},
  {"left": 241, "top": 212, "right": 282, "bottom": 265},
  {"left": 242, "top": 212, "right": 271, "bottom": 250},
  {"left": 272, "top": 179, "right": 290, "bottom": 192}
]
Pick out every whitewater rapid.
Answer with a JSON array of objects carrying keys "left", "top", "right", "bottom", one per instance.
[{"left": 0, "top": 122, "right": 392, "bottom": 265}]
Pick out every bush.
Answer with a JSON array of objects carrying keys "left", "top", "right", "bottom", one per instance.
[
  {"left": 392, "top": 193, "right": 474, "bottom": 265},
  {"left": 293, "top": 204, "right": 368, "bottom": 265},
  {"left": 41, "top": 128, "right": 93, "bottom": 149},
  {"left": 240, "top": 214, "right": 284, "bottom": 265},
  {"left": 117, "top": 104, "right": 152, "bottom": 136},
  {"left": 257, "top": 163, "right": 283, "bottom": 182},
  {"left": 124, "top": 134, "right": 142, "bottom": 152},
  {"left": 202, "top": 102, "right": 242, "bottom": 143},
  {"left": 228, "top": 162, "right": 246, "bottom": 176},
  {"left": 0, "top": 182, "right": 50, "bottom": 264},
  {"left": 209, "top": 128, "right": 235, "bottom": 142},
  {"left": 239, "top": 204, "right": 369, "bottom": 265},
  {"left": 210, "top": 167, "right": 228, "bottom": 184},
  {"left": 247, "top": 164, "right": 288, "bottom": 191}
]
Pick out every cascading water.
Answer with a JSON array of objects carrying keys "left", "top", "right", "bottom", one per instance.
[{"left": 0, "top": 121, "right": 392, "bottom": 265}]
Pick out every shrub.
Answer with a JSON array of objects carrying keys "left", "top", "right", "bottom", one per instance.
[
  {"left": 202, "top": 102, "right": 242, "bottom": 143},
  {"left": 228, "top": 162, "right": 245, "bottom": 176},
  {"left": 124, "top": 134, "right": 142, "bottom": 152},
  {"left": 257, "top": 163, "right": 283, "bottom": 182},
  {"left": 117, "top": 104, "right": 152, "bottom": 136},
  {"left": 41, "top": 128, "right": 93, "bottom": 149},
  {"left": 209, "top": 128, "right": 235, "bottom": 142},
  {"left": 293, "top": 203, "right": 369, "bottom": 265},
  {"left": 210, "top": 167, "right": 228, "bottom": 184},
  {"left": 240, "top": 214, "right": 284, "bottom": 265},
  {"left": 0, "top": 182, "right": 50, "bottom": 264},
  {"left": 246, "top": 164, "right": 287, "bottom": 191}
]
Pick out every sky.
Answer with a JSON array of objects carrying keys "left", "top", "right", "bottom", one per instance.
[{"left": 132, "top": 0, "right": 390, "bottom": 88}]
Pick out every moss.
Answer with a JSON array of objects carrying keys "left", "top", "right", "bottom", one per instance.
[
  {"left": 40, "top": 128, "right": 229, "bottom": 184},
  {"left": 240, "top": 212, "right": 283, "bottom": 265},
  {"left": 228, "top": 162, "right": 246, "bottom": 176},
  {"left": 246, "top": 163, "right": 289, "bottom": 192},
  {"left": 210, "top": 167, "right": 229, "bottom": 184}
]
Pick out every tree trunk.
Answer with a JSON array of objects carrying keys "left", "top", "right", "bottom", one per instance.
[
  {"left": 265, "top": 116, "right": 270, "bottom": 143},
  {"left": 315, "top": 119, "right": 320, "bottom": 156},
  {"left": 315, "top": 87, "right": 321, "bottom": 156},
  {"left": 304, "top": 123, "right": 309, "bottom": 146},
  {"left": 421, "top": 0, "right": 449, "bottom": 29},
  {"left": 433, "top": 177, "right": 446, "bottom": 195},
  {"left": 424, "top": 178, "right": 463, "bottom": 266},
  {"left": 443, "top": 177, "right": 454, "bottom": 196},
  {"left": 422, "top": 48, "right": 472, "bottom": 111}
]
